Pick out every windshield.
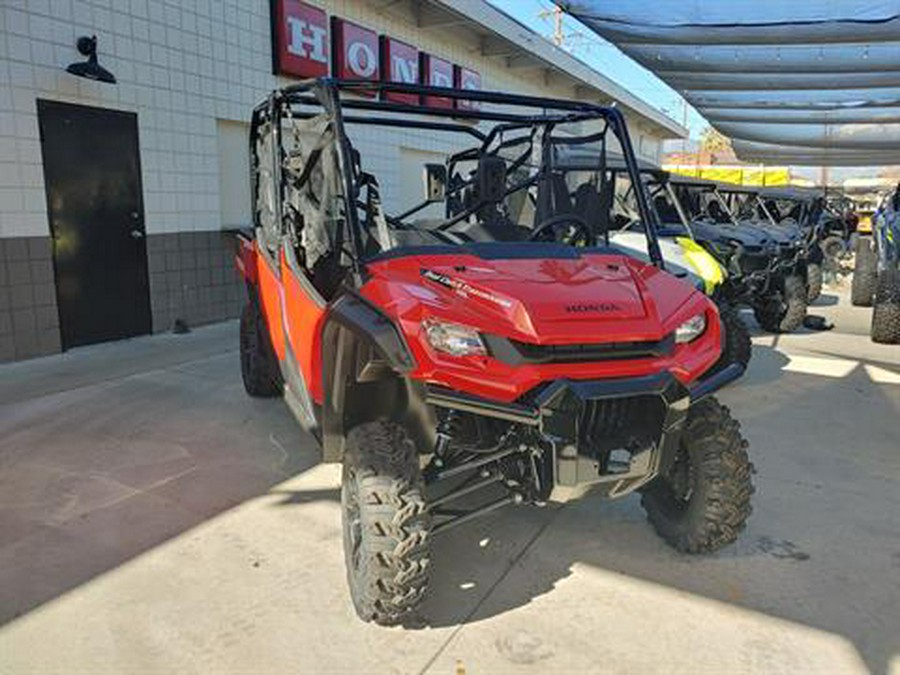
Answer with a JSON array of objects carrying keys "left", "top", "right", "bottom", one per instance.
[
  {"left": 671, "top": 183, "right": 734, "bottom": 225},
  {"left": 347, "top": 120, "right": 616, "bottom": 250}
]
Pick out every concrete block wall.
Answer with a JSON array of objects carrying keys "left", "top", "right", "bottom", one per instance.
[
  {"left": 146, "top": 231, "right": 243, "bottom": 334},
  {"left": 0, "top": 236, "right": 60, "bottom": 362}
]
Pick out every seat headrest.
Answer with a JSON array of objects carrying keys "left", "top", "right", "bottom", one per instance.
[{"left": 476, "top": 154, "right": 506, "bottom": 204}]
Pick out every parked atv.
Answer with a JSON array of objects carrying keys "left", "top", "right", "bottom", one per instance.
[
  {"left": 718, "top": 185, "right": 822, "bottom": 305},
  {"left": 752, "top": 186, "right": 833, "bottom": 302},
  {"left": 819, "top": 193, "right": 858, "bottom": 265},
  {"left": 854, "top": 186, "right": 900, "bottom": 342},
  {"left": 658, "top": 177, "right": 807, "bottom": 333},
  {"left": 235, "top": 79, "right": 754, "bottom": 625}
]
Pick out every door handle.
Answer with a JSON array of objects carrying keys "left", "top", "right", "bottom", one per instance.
[{"left": 130, "top": 229, "right": 144, "bottom": 239}]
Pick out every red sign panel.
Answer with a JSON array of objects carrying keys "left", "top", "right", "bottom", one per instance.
[
  {"left": 420, "top": 53, "right": 454, "bottom": 109},
  {"left": 381, "top": 37, "right": 419, "bottom": 104},
  {"left": 273, "top": 0, "right": 329, "bottom": 79},
  {"left": 270, "top": 1, "right": 483, "bottom": 110},
  {"left": 455, "top": 66, "right": 482, "bottom": 111},
  {"left": 332, "top": 17, "right": 379, "bottom": 89}
]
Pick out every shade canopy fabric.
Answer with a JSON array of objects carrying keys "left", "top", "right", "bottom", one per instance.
[{"left": 557, "top": 1, "right": 900, "bottom": 165}]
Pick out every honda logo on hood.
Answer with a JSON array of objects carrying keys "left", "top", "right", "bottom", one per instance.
[{"left": 565, "top": 302, "right": 623, "bottom": 313}]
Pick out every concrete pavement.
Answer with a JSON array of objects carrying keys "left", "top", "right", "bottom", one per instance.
[{"left": 0, "top": 286, "right": 898, "bottom": 674}]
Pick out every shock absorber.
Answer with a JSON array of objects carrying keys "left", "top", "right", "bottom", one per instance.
[{"left": 433, "top": 410, "right": 460, "bottom": 460}]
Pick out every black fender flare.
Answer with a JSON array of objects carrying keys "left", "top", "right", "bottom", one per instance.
[{"left": 320, "top": 292, "right": 433, "bottom": 462}]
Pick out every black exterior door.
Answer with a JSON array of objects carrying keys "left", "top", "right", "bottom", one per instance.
[{"left": 37, "top": 100, "right": 151, "bottom": 349}]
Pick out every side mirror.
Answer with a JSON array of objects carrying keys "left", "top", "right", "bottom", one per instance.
[{"left": 423, "top": 164, "right": 447, "bottom": 202}]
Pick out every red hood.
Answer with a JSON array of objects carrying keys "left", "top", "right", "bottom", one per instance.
[{"left": 362, "top": 250, "right": 703, "bottom": 344}]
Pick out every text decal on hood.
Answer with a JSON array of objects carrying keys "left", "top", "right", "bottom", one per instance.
[
  {"left": 565, "top": 302, "right": 623, "bottom": 313},
  {"left": 421, "top": 268, "right": 513, "bottom": 309}
]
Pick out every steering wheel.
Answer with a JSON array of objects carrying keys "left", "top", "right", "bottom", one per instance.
[{"left": 529, "top": 214, "right": 595, "bottom": 246}]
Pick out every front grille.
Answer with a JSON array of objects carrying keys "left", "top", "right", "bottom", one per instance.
[
  {"left": 487, "top": 334, "right": 675, "bottom": 365},
  {"left": 580, "top": 395, "right": 667, "bottom": 454}
]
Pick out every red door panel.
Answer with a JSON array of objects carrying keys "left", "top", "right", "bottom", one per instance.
[{"left": 281, "top": 251, "right": 326, "bottom": 403}]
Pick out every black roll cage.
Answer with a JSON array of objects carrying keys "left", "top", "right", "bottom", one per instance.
[{"left": 248, "top": 77, "right": 665, "bottom": 275}]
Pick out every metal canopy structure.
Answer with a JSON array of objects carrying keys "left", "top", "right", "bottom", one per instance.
[{"left": 556, "top": 1, "right": 900, "bottom": 165}]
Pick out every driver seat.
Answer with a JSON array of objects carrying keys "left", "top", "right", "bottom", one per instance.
[
  {"left": 708, "top": 200, "right": 729, "bottom": 223},
  {"left": 573, "top": 182, "right": 609, "bottom": 241}
]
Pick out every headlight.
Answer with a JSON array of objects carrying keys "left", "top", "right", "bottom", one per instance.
[
  {"left": 422, "top": 318, "right": 487, "bottom": 357},
  {"left": 675, "top": 313, "right": 706, "bottom": 344}
]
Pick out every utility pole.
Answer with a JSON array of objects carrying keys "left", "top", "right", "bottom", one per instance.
[{"left": 538, "top": 5, "right": 565, "bottom": 46}]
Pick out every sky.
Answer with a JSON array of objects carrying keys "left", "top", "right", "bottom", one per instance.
[{"left": 486, "top": 0, "right": 710, "bottom": 140}]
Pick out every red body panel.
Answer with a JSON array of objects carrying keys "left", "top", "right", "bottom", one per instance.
[
  {"left": 256, "top": 252, "right": 287, "bottom": 362},
  {"left": 281, "top": 254, "right": 326, "bottom": 402},
  {"left": 360, "top": 252, "right": 720, "bottom": 403},
  {"left": 239, "top": 242, "right": 721, "bottom": 406}
]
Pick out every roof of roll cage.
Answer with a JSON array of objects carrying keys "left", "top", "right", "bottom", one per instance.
[
  {"left": 755, "top": 186, "right": 824, "bottom": 202},
  {"left": 267, "top": 78, "right": 626, "bottom": 125},
  {"left": 666, "top": 174, "right": 726, "bottom": 190},
  {"left": 552, "top": 147, "right": 662, "bottom": 174}
]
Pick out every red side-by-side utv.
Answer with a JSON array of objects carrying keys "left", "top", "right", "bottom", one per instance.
[{"left": 235, "top": 79, "right": 754, "bottom": 625}]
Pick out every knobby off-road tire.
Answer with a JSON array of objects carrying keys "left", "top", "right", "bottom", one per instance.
[
  {"left": 710, "top": 303, "right": 752, "bottom": 375},
  {"left": 641, "top": 397, "right": 754, "bottom": 554},
  {"left": 871, "top": 268, "right": 900, "bottom": 344},
  {"left": 851, "top": 236, "right": 877, "bottom": 307},
  {"left": 341, "top": 420, "right": 432, "bottom": 625},
  {"left": 239, "top": 300, "right": 281, "bottom": 397},
  {"left": 821, "top": 235, "right": 845, "bottom": 263},
  {"left": 806, "top": 263, "right": 823, "bottom": 303},
  {"left": 753, "top": 274, "right": 807, "bottom": 333}
]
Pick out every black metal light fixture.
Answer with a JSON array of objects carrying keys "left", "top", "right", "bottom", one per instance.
[{"left": 66, "top": 36, "right": 116, "bottom": 84}]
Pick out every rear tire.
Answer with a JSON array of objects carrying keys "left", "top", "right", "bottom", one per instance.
[
  {"left": 806, "top": 263, "right": 823, "bottom": 303},
  {"left": 851, "top": 236, "right": 877, "bottom": 307},
  {"left": 641, "top": 398, "right": 754, "bottom": 553},
  {"left": 821, "top": 235, "right": 844, "bottom": 262},
  {"left": 341, "top": 421, "right": 431, "bottom": 625},
  {"left": 710, "top": 302, "right": 751, "bottom": 374},
  {"left": 871, "top": 269, "right": 900, "bottom": 344},
  {"left": 239, "top": 299, "right": 281, "bottom": 397},
  {"left": 753, "top": 274, "right": 807, "bottom": 333}
]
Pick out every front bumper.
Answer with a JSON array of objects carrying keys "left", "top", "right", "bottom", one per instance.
[
  {"left": 728, "top": 244, "right": 804, "bottom": 304},
  {"left": 425, "top": 363, "right": 744, "bottom": 497}
]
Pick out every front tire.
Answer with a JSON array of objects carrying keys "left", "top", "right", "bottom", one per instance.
[
  {"left": 806, "top": 263, "right": 823, "bottom": 303},
  {"left": 641, "top": 398, "right": 754, "bottom": 553},
  {"left": 341, "top": 421, "right": 431, "bottom": 625},
  {"left": 753, "top": 274, "right": 807, "bottom": 333},
  {"left": 710, "top": 302, "right": 751, "bottom": 374},
  {"left": 871, "top": 269, "right": 900, "bottom": 344},
  {"left": 240, "top": 299, "right": 281, "bottom": 397},
  {"left": 851, "top": 236, "right": 877, "bottom": 307}
]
